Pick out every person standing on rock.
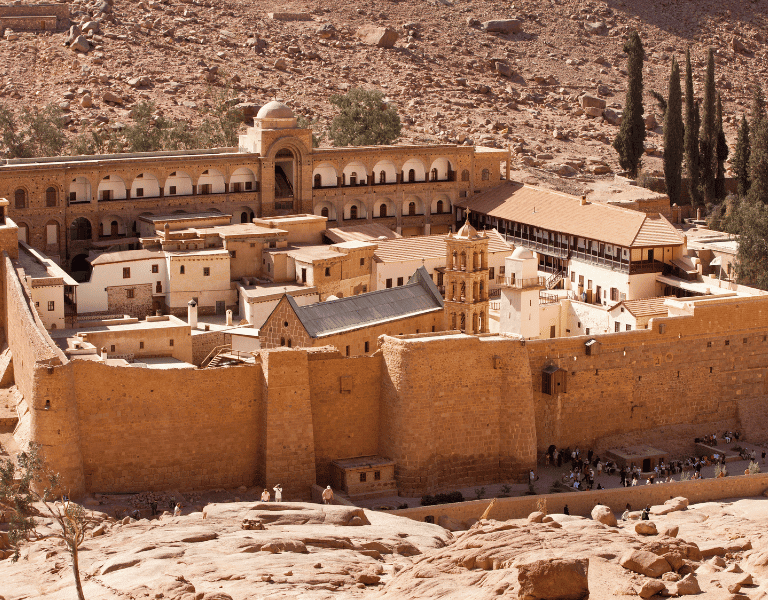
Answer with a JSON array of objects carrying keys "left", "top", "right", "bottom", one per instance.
[
  {"left": 173, "top": 503, "right": 182, "bottom": 517},
  {"left": 273, "top": 484, "right": 283, "bottom": 502},
  {"left": 322, "top": 485, "right": 334, "bottom": 505},
  {"left": 563, "top": 504, "right": 569, "bottom": 515},
  {"left": 150, "top": 500, "right": 157, "bottom": 516},
  {"left": 261, "top": 489, "right": 271, "bottom": 502},
  {"left": 641, "top": 505, "right": 650, "bottom": 520}
]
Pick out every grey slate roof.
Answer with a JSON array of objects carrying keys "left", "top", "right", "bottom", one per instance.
[{"left": 286, "top": 266, "right": 444, "bottom": 338}]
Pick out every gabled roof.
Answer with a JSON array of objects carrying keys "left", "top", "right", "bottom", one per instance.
[
  {"left": 373, "top": 230, "right": 511, "bottom": 263},
  {"left": 282, "top": 266, "right": 443, "bottom": 338},
  {"left": 610, "top": 296, "right": 676, "bottom": 318},
  {"left": 456, "top": 181, "right": 684, "bottom": 248}
]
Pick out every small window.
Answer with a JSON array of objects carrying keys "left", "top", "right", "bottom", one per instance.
[
  {"left": 481, "top": 169, "right": 490, "bottom": 181},
  {"left": 110, "top": 345, "right": 115, "bottom": 352},
  {"left": 386, "top": 278, "right": 392, "bottom": 288},
  {"left": 374, "top": 471, "right": 381, "bottom": 481},
  {"left": 126, "top": 289, "right": 134, "bottom": 299},
  {"left": 135, "top": 187, "right": 144, "bottom": 197},
  {"left": 707, "top": 341, "right": 712, "bottom": 348},
  {"left": 615, "top": 322, "right": 620, "bottom": 332},
  {"left": 139, "top": 341, "right": 144, "bottom": 349},
  {"left": 359, "top": 472, "right": 367, "bottom": 483},
  {"left": 47, "top": 301, "right": 55, "bottom": 311},
  {"left": 123, "top": 267, "right": 131, "bottom": 279},
  {"left": 365, "top": 341, "right": 370, "bottom": 353},
  {"left": 169, "top": 339, "right": 174, "bottom": 347},
  {"left": 230, "top": 250, "right": 237, "bottom": 258},
  {"left": 489, "top": 267, "right": 494, "bottom": 280},
  {"left": 744, "top": 337, "right": 748, "bottom": 344},
  {"left": 245, "top": 181, "right": 253, "bottom": 190},
  {"left": 325, "top": 267, "right": 331, "bottom": 277},
  {"left": 360, "top": 257, "right": 365, "bottom": 266},
  {"left": 151, "top": 264, "right": 159, "bottom": 273},
  {"left": 203, "top": 267, "right": 210, "bottom": 276},
  {"left": 346, "top": 345, "right": 350, "bottom": 357},
  {"left": 180, "top": 265, "right": 185, "bottom": 274},
  {"left": 626, "top": 324, "right": 632, "bottom": 331},
  {"left": 397, "top": 277, "right": 404, "bottom": 286},
  {"left": 169, "top": 185, "right": 177, "bottom": 195},
  {"left": 725, "top": 339, "right": 730, "bottom": 346}
]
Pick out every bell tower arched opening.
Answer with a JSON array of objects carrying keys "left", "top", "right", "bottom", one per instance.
[{"left": 274, "top": 148, "right": 295, "bottom": 200}]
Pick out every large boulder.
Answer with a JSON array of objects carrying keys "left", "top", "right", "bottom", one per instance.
[
  {"left": 482, "top": 19, "right": 522, "bottom": 34},
  {"left": 357, "top": 25, "right": 398, "bottom": 48},
  {"left": 639, "top": 579, "right": 666, "bottom": 599},
  {"left": 672, "top": 573, "right": 701, "bottom": 595},
  {"left": 635, "top": 521, "right": 658, "bottom": 536},
  {"left": 70, "top": 35, "right": 91, "bottom": 53},
  {"left": 619, "top": 549, "right": 673, "bottom": 578},
  {"left": 591, "top": 505, "right": 617, "bottom": 527},
  {"left": 580, "top": 94, "right": 607, "bottom": 109},
  {"left": 517, "top": 558, "right": 589, "bottom": 600}
]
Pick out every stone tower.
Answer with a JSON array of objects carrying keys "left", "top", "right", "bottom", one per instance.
[{"left": 443, "top": 214, "right": 490, "bottom": 333}]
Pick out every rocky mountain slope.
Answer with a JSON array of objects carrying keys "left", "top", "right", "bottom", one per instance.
[
  {"left": 1, "top": 0, "right": 768, "bottom": 192},
  {"left": 2, "top": 496, "right": 768, "bottom": 599}
]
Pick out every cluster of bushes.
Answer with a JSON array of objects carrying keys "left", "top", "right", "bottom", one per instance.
[{"left": 420, "top": 491, "right": 464, "bottom": 506}]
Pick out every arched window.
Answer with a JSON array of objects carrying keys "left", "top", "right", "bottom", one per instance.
[
  {"left": 408, "top": 169, "right": 416, "bottom": 183},
  {"left": 350, "top": 205, "right": 358, "bottom": 220},
  {"left": 46, "top": 187, "right": 57, "bottom": 207},
  {"left": 110, "top": 220, "right": 119, "bottom": 237},
  {"left": 461, "top": 169, "right": 470, "bottom": 182},
  {"left": 451, "top": 282, "right": 456, "bottom": 300},
  {"left": 436, "top": 200, "right": 444, "bottom": 214},
  {"left": 69, "top": 217, "right": 92, "bottom": 241},
  {"left": 321, "top": 207, "right": 329, "bottom": 218},
  {"left": 460, "top": 282, "right": 466, "bottom": 300},
  {"left": 408, "top": 202, "right": 416, "bottom": 216},
  {"left": 280, "top": 337, "right": 286, "bottom": 346},
  {"left": 451, "top": 313, "right": 457, "bottom": 329},
  {"left": 452, "top": 251, "right": 458, "bottom": 269},
  {"left": 350, "top": 172, "right": 357, "bottom": 186},
  {"left": 479, "top": 281, "right": 485, "bottom": 299},
  {"left": 241, "top": 211, "right": 249, "bottom": 223},
  {"left": 460, "top": 251, "right": 467, "bottom": 270},
  {"left": 379, "top": 170, "right": 386, "bottom": 184},
  {"left": 98, "top": 222, "right": 104, "bottom": 237},
  {"left": 460, "top": 313, "right": 466, "bottom": 331},
  {"left": 482, "top": 169, "right": 490, "bottom": 181},
  {"left": 431, "top": 168, "right": 438, "bottom": 181},
  {"left": 314, "top": 174, "right": 322, "bottom": 188},
  {"left": 287, "top": 339, "right": 292, "bottom": 348},
  {"left": 14, "top": 189, "right": 26, "bottom": 209},
  {"left": 379, "top": 204, "right": 387, "bottom": 218},
  {"left": 479, "top": 312, "right": 485, "bottom": 332}
]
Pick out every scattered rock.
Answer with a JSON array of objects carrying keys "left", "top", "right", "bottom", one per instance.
[
  {"left": 128, "top": 76, "right": 151, "bottom": 88},
  {"left": 603, "top": 108, "right": 622, "bottom": 125},
  {"left": 644, "top": 114, "right": 658, "bottom": 130},
  {"left": 580, "top": 94, "right": 607, "bottom": 109},
  {"left": 619, "top": 549, "right": 673, "bottom": 578},
  {"left": 357, "top": 25, "right": 398, "bottom": 48},
  {"left": 517, "top": 557, "right": 589, "bottom": 600},
  {"left": 527, "top": 511, "right": 545, "bottom": 523},
  {"left": 639, "top": 579, "right": 666, "bottom": 599},
  {"left": 92, "top": 524, "right": 106, "bottom": 537},
  {"left": 70, "top": 35, "right": 91, "bottom": 53},
  {"left": 482, "top": 19, "right": 523, "bottom": 34},
  {"left": 673, "top": 573, "right": 702, "bottom": 595},
  {"left": 591, "top": 505, "right": 617, "bottom": 527},
  {"left": 274, "top": 58, "right": 288, "bottom": 71},
  {"left": 635, "top": 521, "right": 658, "bottom": 536},
  {"left": 103, "top": 91, "right": 123, "bottom": 104},
  {"left": 316, "top": 23, "right": 337, "bottom": 39},
  {"left": 356, "top": 572, "right": 381, "bottom": 585}
]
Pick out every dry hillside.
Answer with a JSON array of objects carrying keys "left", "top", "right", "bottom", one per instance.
[{"left": 2, "top": 0, "right": 768, "bottom": 191}]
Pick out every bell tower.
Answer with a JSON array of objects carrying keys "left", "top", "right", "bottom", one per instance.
[{"left": 443, "top": 213, "right": 490, "bottom": 334}]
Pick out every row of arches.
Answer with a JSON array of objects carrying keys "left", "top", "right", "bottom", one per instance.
[
  {"left": 13, "top": 168, "right": 260, "bottom": 207},
  {"left": 449, "top": 249, "right": 487, "bottom": 271},
  {"left": 445, "top": 280, "right": 487, "bottom": 303},
  {"left": 312, "top": 158, "right": 470, "bottom": 188},
  {"left": 313, "top": 196, "right": 452, "bottom": 221},
  {"left": 448, "top": 310, "right": 486, "bottom": 334}
]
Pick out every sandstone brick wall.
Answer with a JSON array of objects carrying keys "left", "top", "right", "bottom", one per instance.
[
  {"left": 191, "top": 330, "right": 231, "bottom": 366},
  {"left": 106, "top": 283, "right": 153, "bottom": 318},
  {"left": 71, "top": 360, "right": 262, "bottom": 492},
  {"left": 259, "top": 297, "right": 312, "bottom": 349},
  {"left": 392, "top": 472, "right": 768, "bottom": 523}
]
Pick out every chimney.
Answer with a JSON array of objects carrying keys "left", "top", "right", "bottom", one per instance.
[
  {"left": 188, "top": 299, "right": 198, "bottom": 329},
  {"left": 164, "top": 222, "right": 170, "bottom": 240},
  {"left": 100, "top": 347, "right": 108, "bottom": 361},
  {"left": 226, "top": 309, "right": 233, "bottom": 326}
]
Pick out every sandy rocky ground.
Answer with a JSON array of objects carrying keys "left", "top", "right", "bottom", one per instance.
[
  {"left": 2, "top": 494, "right": 768, "bottom": 599},
  {"left": 2, "top": 0, "right": 768, "bottom": 194}
]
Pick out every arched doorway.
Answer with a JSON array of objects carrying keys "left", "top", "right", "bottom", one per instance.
[
  {"left": 70, "top": 254, "right": 92, "bottom": 282},
  {"left": 69, "top": 217, "right": 92, "bottom": 241},
  {"left": 275, "top": 148, "right": 295, "bottom": 199}
]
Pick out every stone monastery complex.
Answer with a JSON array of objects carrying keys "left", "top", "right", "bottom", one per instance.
[{"left": 0, "top": 102, "right": 768, "bottom": 501}]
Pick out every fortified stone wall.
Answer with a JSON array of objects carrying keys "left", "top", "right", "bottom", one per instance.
[{"left": 106, "top": 283, "right": 153, "bottom": 318}]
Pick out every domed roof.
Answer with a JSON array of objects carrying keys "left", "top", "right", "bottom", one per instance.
[
  {"left": 511, "top": 246, "right": 534, "bottom": 260},
  {"left": 256, "top": 101, "right": 294, "bottom": 120},
  {"left": 455, "top": 219, "right": 478, "bottom": 239}
]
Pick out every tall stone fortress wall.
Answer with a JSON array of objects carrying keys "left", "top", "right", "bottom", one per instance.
[{"left": 5, "top": 236, "right": 768, "bottom": 497}]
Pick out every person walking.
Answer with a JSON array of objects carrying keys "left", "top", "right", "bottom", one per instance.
[{"left": 322, "top": 485, "right": 334, "bottom": 505}]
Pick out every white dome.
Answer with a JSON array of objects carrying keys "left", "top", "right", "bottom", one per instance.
[
  {"left": 511, "top": 246, "right": 534, "bottom": 260},
  {"left": 256, "top": 101, "right": 294, "bottom": 120},
  {"left": 325, "top": 294, "right": 339, "bottom": 302}
]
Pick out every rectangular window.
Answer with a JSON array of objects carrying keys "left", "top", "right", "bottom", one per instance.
[
  {"left": 570, "top": 271, "right": 576, "bottom": 282},
  {"left": 346, "top": 345, "right": 350, "bottom": 357},
  {"left": 126, "top": 289, "right": 134, "bottom": 299},
  {"left": 325, "top": 267, "right": 331, "bottom": 277},
  {"left": 397, "top": 277, "right": 404, "bottom": 286},
  {"left": 123, "top": 267, "right": 130, "bottom": 279},
  {"left": 725, "top": 339, "right": 730, "bottom": 346},
  {"left": 360, "top": 257, "right": 365, "bottom": 266},
  {"left": 180, "top": 265, "right": 185, "bottom": 274},
  {"left": 386, "top": 278, "right": 392, "bottom": 288},
  {"left": 135, "top": 187, "right": 144, "bottom": 197},
  {"left": 139, "top": 341, "right": 144, "bottom": 349},
  {"left": 542, "top": 372, "right": 552, "bottom": 395},
  {"left": 611, "top": 287, "right": 619, "bottom": 302},
  {"left": 69, "top": 191, "right": 77, "bottom": 202},
  {"left": 200, "top": 184, "right": 212, "bottom": 195},
  {"left": 169, "top": 185, "right": 177, "bottom": 195},
  {"left": 245, "top": 181, "right": 253, "bottom": 190},
  {"left": 364, "top": 341, "right": 370, "bottom": 353},
  {"left": 626, "top": 324, "right": 632, "bottom": 331},
  {"left": 203, "top": 267, "right": 210, "bottom": 276},
  {"left": 229, "top": 250, "right": 237, "bottom": 258},
  {"left": 587, "top": 279, "right": 592, "bottom": 290},
  {"left": 170, "top": 339, "right": 174, "bottom": 347},
  {"left": 489, "top": 267, "right": 494, "bottom": 280},
  {"left": 152, "top": 264, "right": 159, "bottom": 273},
  {"left": 47, "top": 301, "right": 54, "bottom": 311},
  {"left": 110, "top": 345, "right": 115, "bottom": 352},
  {"left": 374, "top": 471, "right": 381, "bottom": 481},
  {"left": 615, "top": 322, "right": 621, "bottom": 332},
  {"left": 359, "top": 472, "right": 367, "bottom": 483},
  {"left": 499, "top": 265, "right": 505, "bottom": 275},
  {"left": 578, "top": 275, "right": 584, "bottom": 287}
]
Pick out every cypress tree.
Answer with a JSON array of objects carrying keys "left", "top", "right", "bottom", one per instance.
[
  {"left": 663, "top": 57, "right": 684, "bottom": 205},
  {"left": 700, "top": 48, "right": 717, "bottom": 204},
  {"left": 748, "top": 116, "right": 768, "bottom": 204},
  {"left": 684, "top": 49, "right": 701, "bottom": 206},
  {"left": 613, "top": 30, "right": 646, "bottom": 178},
  {"left": 733, "top": 116, "right": 751, "bottom": 197},
  {"left": 751, "top": 86, "right": 766, "bottom": 129},
  {"left": 715, "top": 94, "right": 729, "bottom": 200}
]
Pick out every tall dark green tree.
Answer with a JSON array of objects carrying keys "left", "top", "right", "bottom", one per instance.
[
  {"left": 613, "top": 31, "right": 646, "bottom": 178},
  {"left": 733, "top": 116, "right": 751, "bottom": 197},
  {"left": 684, "top": 49, "right": 701, "bottom": 206},
  {"left": 748, "top": 115, "right": 768, "bottom": 204},
  {"left": 715, "top": 93, "right": 729, "bottom": 200},
  {"left": 729, "top": 200, "right": 768, "bottom": 289},
  {"left": 328, "top": 88, "right": 401, "bottom": 147},
  {"left": 663, "top": 57, "right": 684, "bottom": 204},
  {"left": 751, "top": 86, "right": 766, "bottom": 130},
  {"left": 700, "top": 48, "right": 717, "bottom": 203}
]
